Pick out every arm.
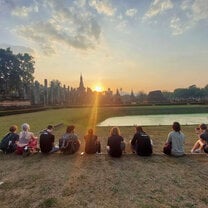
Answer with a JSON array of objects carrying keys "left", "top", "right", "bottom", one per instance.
[
  {"left": 166, "top": 132, "right": 172, "bottom": 144},
  {"left": 107, "top": 137, "right": 110, "bottom": 146}
]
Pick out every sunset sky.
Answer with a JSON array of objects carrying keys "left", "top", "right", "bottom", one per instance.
[{"left": 0, "top": 0, "right": 208, "bottom": 93}]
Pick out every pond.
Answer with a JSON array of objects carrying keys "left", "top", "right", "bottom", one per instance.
[{"left": 97, "top": 113, "right": 208, "bottom": 126}]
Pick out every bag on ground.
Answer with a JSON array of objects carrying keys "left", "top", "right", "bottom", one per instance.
[{"left": 163, "top": 142, "right": 172, "bottom": 155}]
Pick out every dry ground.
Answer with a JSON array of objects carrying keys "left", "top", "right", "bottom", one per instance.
[{"left": 1, "top": 125, "right": 208, "bottom": 208}]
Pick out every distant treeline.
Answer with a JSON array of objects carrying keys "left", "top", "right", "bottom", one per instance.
[{"left": 1, "top": 48, "right": 208, "bottom": 106}]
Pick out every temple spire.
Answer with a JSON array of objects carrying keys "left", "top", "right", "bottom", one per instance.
[{"left": 78, "top": 74, "right": 85, "bottom": 92}]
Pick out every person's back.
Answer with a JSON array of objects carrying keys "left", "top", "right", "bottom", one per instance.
[
  {"left": 39, "top": 129, "right": 55, "bottom": 153},
  {"left": 168, "top": 131, "right": 185, "bottom": 156},
  {"left": 166, "top": 122, "right": 185, "bottom": 156},
  {"left": 108, "top": 135, "right": 123, "bottom": 157},
  {"left": 16, "top": 123, "right": 37, "bottom": 155},
  {"left": 133, "top": 132, "right": 152, "bottom": 156},
  {"left": 0, "top": 125, "right": 19, "bottom": 154},
  {"left": 60, "top": 125, "right": 80, "bottom": 154},
  {"left": 84, "top": 129, "right": 101, "bottom": 154},
  {"left": 84, "top": 134, "right": 97, "bottom": 154}
]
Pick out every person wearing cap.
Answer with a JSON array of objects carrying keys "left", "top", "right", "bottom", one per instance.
[
  {"left": 191, "top": 123, "right": 208, "bottom": 153},
  {"left": 39, "top": 125, "right": 59, "bottom": 153}
]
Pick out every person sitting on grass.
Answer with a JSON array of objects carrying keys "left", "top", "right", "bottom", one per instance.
[
  {"left": 39, "top": 125, "right": 59, "bottom": 154},
  {"left": 16, "top": 123, "right": 38, "bottom": 155},
  {"left": 59, "top": 125, "right": 80, "bottom": 154},
  {"left": 0, "top": 125, "right": 19, "bottom": 154},
  {"left": 164, "top": 122, "right": 185, "bottom": 157},
  {"left": 107, "top": 127, "right": 125, "bottom": 157},
  {"left": 191, "top": 123, "right": 208, "bottom": 153},
  {"left": 84, "top": 128, "right": 101, "bottom": 154},
  {"left": 131, "top": 126, "right": 153, "bottom": 156}
]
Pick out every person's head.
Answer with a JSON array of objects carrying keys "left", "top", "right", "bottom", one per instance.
[
  {"left": 9, "top": 125, "right": 17, "bottom": 133},
  {"left": 172, "top": 122, "right": 181, "bottom": 132},
  {"left": 110, "top": 127, "right": 120, "bottom": 136},
  {"left": 135, "top": 126, "right": 144, "bottom": 133},
  {"left": 21, "top": 123, "right": 30, "bottom": 131},
  {"left": 199, "top": 123, "right": 207, "bottom": 131},
  {"left": 88, "top": 128, "right": 93, "bottom": 135},
  {"left": 66, "top": 125, "right": 75, "bottom": 133},
  {"left": 47, "top": 125, "right": 54, "bottom": 132}
]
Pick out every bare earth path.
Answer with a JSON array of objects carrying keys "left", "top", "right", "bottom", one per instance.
[{"left": 0, "top": 152, "right": 208, "bottom": 208}]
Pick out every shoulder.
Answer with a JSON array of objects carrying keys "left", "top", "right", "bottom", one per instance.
[
  {"left": 13, "top": 133, "right": 19, "bottom": 138},
  {"left": 119, "top": 135, "right": 124, "bottom": 140},
  {"left": 180, "top": 131, "right": 185, "bottom": 137},
  {"left": 168, "top": 131, "right": 174, "bottom": 136},
  {"left": 108, "top": 136, "right": 112, "bottom": 140}
]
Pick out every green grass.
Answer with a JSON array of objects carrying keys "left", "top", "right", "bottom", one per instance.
[
  {"left": 1, "top": 105, "right": 208, "bottom": 138},
  {"left": 1, "top": 105, "right": 208, "bottom": 208}
]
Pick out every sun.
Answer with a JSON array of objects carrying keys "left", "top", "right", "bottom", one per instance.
[{"left": 94, "top": 85, "right": 103, "bottom": 92}]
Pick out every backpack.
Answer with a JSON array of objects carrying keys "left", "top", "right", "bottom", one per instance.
[
  {"left": 0, "top": 133, "right": 18, "bottom": 154},
  {"left": 136, "top": 133, "right": 152, "bottom": 156},
  {"left": 163, "top": 142, "right": 172, "bottom": 155},
  {"left": 59, "top": 138, "right": 80, "bottom": 154}
]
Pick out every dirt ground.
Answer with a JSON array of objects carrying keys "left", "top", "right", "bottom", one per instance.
[{"left": 0, "top": 125, "right": 208, "bottom": 208}]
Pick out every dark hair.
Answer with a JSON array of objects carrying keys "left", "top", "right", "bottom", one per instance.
[
  {"left": 172, "top": 122, "right": 181, "bottom": 132},
  {"left": 136, "top": 126, "right": 145, "bottom": 133},
  {"left": 88, "top": 129, "right": 93, "bottom": 135},
  {"left": 47, "top": 125, "right": 54, "bottom": 130},
  {"left": 66, "top": 125, "right": 75, "bottom": 133},
  {"left": 199, "top": 123, "right": 207, "bottom": 130},
  {"left": 9, "top": 125, "right": 17, "bottom": 133}
]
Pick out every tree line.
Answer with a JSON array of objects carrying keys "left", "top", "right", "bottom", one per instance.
[
  {"left": 0, "top": 48, "right": 34, "bottom": 100},
  {"left": 1, "top": 47, "right": 208, "bottom": 105}
]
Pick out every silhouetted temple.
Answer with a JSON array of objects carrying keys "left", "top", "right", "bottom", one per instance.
[{"left": 27, "top": 74, "right": 122, "bottom": 106}]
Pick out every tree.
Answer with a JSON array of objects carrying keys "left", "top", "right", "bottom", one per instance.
[
  {"left": 0, "top": 48, "right": 35, "bottom": 99},
  {"left": 0, "top": 48, "right": 20, "bottom": 97},
  {"left": 17, "top": 53, "right": 35, "bottom": 98}
]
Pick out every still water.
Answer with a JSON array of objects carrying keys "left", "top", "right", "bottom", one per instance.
[{"left": 97, "top": 113, "right": 208, "bottom": 126}]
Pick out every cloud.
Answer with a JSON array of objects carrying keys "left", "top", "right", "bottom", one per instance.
[
  {"left": 170, "top": 0, "right": 208, "bottom": 35},
  {"left": 125, "top": 9, "right": 138, "bottom": 17},
  {"left": 73, "top": 0, "right": 86, "bottom": 8},
  {"left": 116, "top": 20, "right": 128, "bottom": 31},
  {"left": 11, "top": 5, "right": 38, "bottom": 17},
  {"left": 192, "top": 0, "right": 208, "bottom": 21},
  {"left": 0, "top": 43, "right": 34, "bottom": 54},
  {"left": 0, "top": 0, "right": 16, "bottom": 10},
  {"left": 181, "top": 0, "right": 193, "bottom": 11},
  {"left": 170, "top": 17, "right": 189, "bottom": 35},
  {"left": 89, "top": 0, "right": 115, "bottom": 16},
  {"left": 144, "top": 0, "right": 173, "bottom": 19},
  {"left": 13, "top": 1, "right": 101, "bottom": 54}
]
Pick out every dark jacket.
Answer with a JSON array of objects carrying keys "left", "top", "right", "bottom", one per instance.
[{"left": 131, "top": 132, "right": 152, "bottom": 156}]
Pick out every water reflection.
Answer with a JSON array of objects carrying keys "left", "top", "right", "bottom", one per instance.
[{"left": 97, "top": 113, "right": 208, "bottom": 126}]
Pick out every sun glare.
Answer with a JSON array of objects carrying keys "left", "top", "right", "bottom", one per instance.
[{"left": 94, "top": 85, "right": 103, "bottom": 92}]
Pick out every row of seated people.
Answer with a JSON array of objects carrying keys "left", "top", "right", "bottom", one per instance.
[{"left": 1, "top": 122, "right": 208, "bottom": 157}]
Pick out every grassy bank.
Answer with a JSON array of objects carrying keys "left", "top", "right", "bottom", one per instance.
[
  {"left": 0, "top": 106, "right": 208, "bottom": 208},
  {"left": 1, "top": 105, "right": 208, "bottom": 137}
]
